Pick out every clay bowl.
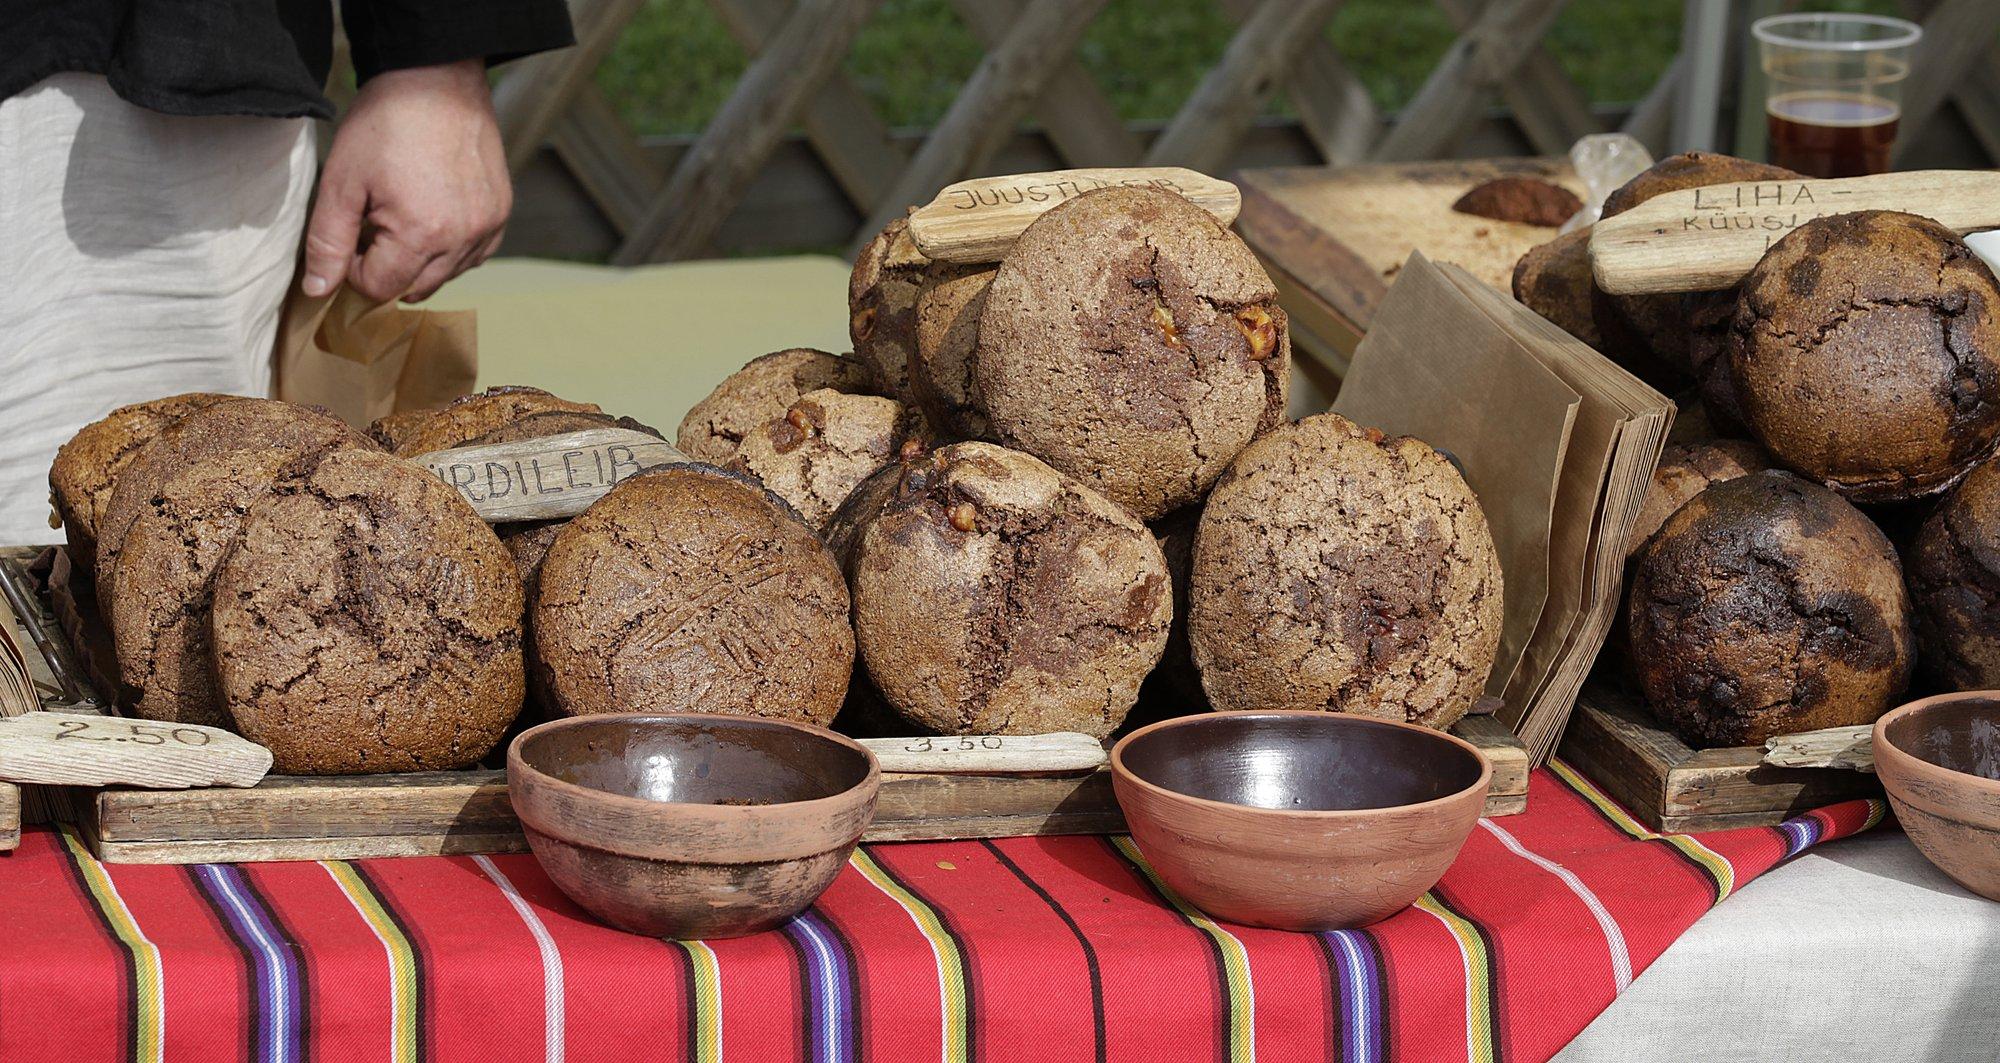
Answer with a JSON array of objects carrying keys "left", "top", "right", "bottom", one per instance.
[
  {"left": 1875, "top": 692, "right": 2000, "bottom": 901},
  {"left": 508, "top": 713, "right": 880, "bottom": 938},
  {"left": 1110, "top": 711, "right": 1491, "bottom": 931}
]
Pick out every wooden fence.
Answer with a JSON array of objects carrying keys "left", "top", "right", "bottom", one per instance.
[{"left": 456, "top": 0, "right": 2000, "bottom": 261}]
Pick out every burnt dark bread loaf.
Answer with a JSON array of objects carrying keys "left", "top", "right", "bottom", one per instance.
[
  {"left": 1451, "top": 176, "right": 1581, "bottom": 227},
  {"left": 209, "top": 448, "right": 526, "bottom": 774},
  {"left": 849, "top": 216, "right": 928, "bottom": 402},
  {"left": 1626, "top": 470, "right": 1912, "bottom": 747},
  {"left": 977, "top": 186, "right": 1291, "bottom": 521},
  {"left": 108, "top": 448, "right": 309, "bottom": 727},
  {"left": 532, "top": 464, "right": 853, "bottom": 723},
  {"left": 913, "top": 261, "right": 998, "bottom": 439},
  {"left": 48, "top": 393, "right": 234, "bottom": 571},
  {"left": 95, "top": 398, "right": 377, "bottom": 619},
  {"left": 726, "top": 389, "right": 928, "bottom": 532},
  {"left": 380, "top": 385, "right": 604, "bottom": 457},
  {"left": 845, "top": 442, "right": 1170, "bottom": 737},
  {"left": 1188, "top": 412, "right": 1503, "bottom": 730},
  {"left": 1594, "top": 152, "right": 1802, "bottom": 388},
  {"left": 1907, "top": 460, "right": 2000, "bottom": 690},
  {"left": 1511, "top": 228, "right": 1600, "bottom": 348},
  {"left": 676, "top": 348, "right": 877, "bottom": 465},
  {"left": 1730, "top": 211, "right": 2000, "bottom": 503},
  {"left": 1624, "top": 440, "right": 1770, "bottom": 559}
]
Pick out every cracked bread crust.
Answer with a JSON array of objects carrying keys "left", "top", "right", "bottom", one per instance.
[
  {"left": 1624, "top": 440, "right": 1771, "bottom": 559},
  {"left": 1626, "top": 470, "right": 1912, "bottom": 747},
  {"left": 210, "top": 448, "right": 526, "bottom": 774},
  {"left": 96, "top": 398, "right": 377, "bottom": 616},
  {"left": 49, "top": 392, "right": 234, "bottom": 570},
  {"left": 1188, "top": 412, "right": 1503, "bottom": 730},
  {"left": 1730, "top": 211, "right": 2000, "bottom": 503},
  {"left": 676, "top": 348, "right": 877, "bottom": 465},
  {"left": 914, "top": 261, "right": 998, "bottom": 439},
  {"left": 726, "top": 389, "right": 928, "bottom": 532},
  {"left": 976, "top": 186, "right": 1291, "bottom": 521},
  {"left": 531, "top": 465, "right": 853, "bottom": 724},
  {"left": 849, "top": 216, "right": 928, "bottom": 402},
  {"left": 1908, "top": 461, "right": 2000, "bottom": 690},
  {"left": 110, "top": 448, "right": 315, "bottom": 727},
  {"left": 848, "top": 442, "right": 1170, "bottom": 738},
  {"left": 382, "top": 385, "right": 604, "bottom": 456}
]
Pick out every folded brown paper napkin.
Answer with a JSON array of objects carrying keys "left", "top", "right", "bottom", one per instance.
[{"left": 274, "top": 283, "right": 476, "bottom": 427}]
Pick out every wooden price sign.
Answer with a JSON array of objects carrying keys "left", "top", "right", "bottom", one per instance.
[
  {"left": 1590, "top": 169, "right": 2000, "bottom": 295},
  {"left": 413, "top": 427, "right": 689, "bottom": 523},
  {"left": 857, "top": 731, "right": 1106, "bottom": 775},
  {"left": 0, "top": 712, "right": 271, "bottom": 789},
  {"left": 907, "top": 167, "right": 1241, "bottom": 263}
]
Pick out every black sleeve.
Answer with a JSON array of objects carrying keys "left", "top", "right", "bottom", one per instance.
[{"left": 341, "top": 0, "right": 576, "bottom": 82}]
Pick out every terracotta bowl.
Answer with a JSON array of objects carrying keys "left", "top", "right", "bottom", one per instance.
[
  {"left": 1110, "top": 711, "right": 1491, "bottom": 930},
  {"left": 508, "top": 713, "right": 880, "bottom": 938},
  {"left": 1875, "top": 692, "right": 2000, "bottom": 901}
]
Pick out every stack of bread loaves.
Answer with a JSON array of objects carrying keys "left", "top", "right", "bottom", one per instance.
[{"left": 1517, "top": 152, "right": 2000, "bottom": 748}]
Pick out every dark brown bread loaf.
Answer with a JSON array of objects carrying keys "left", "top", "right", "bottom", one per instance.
[
  {"left": 844, "top": 442, "right": 1169, "bottom": 737},
  {"left": 1624, "top": 440, "right": 1771, "bottom": 559},
  {"left": 1626, "top": 470, "right": 1912, "bottom": 747},
  {"left": 380, "top": 385, "right": 603, "bottom": 457},
  {"left": 849, "top": 217, "right": 928, "bottom": 402},
  {"left": 977, "top": 186, "right": 1290, "bottom": 520},
  {"left": 48, "top": 392, "right": 234, "bottom": 571},
  {"left": 1452, "top": 176, "right": 1581, "bottom": 227},
  {"left": 95, "top": 398, "right": 376, "bottom": 617},
  {"left": 1188, "top": 412, "right": 1503, "bottom": 730},
  {"left": 466, "top": 409, "right": 656, "bottom": 446},
  {"left": 109, "top": 448, "right": 307, "bottom": 727},
  {"left": 676, "top": 348, "right": 876, "bottom": 465},
  {"left": 210, "top": 449, "right": 526, "bottom": 774},
  {"left": 532, "top": 465, "right": 853, "bottom": 723},
  {"left": 1511, "top": 228, "right": 1600, "bottom": 348},
  {"left": 913, "top": 261, "right": 998, "bottom": 439},
  {"left": 726, "top": 389, "right": 927, "bottom": 532},
  {"left": 1594, "top": 152, "right": 1802, "bottom": 388},
  {"left": 1907, "top": 461, "right": 2000, "bottom": 690},
  {"left": 1730, "top": 210, "right": 2000, "bottom": 503}
]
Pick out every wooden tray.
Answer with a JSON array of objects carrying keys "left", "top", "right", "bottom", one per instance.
[
  {"left": 1236, "top": 158, "right": 1584, "bottom": 372},
  {"left": 2, "top": 546, "right": 1529, "bottom": 864},
  {"left": 1557, "top": 679, "right": 1883, "bottom": 833}
]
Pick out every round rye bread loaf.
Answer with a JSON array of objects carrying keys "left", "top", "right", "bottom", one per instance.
[
  {"left": 1188, "top": 412, "right": 1504, "bottom": 730},
  {"left": 379, "top": 385, "right": 603, "bottom": 456},
  {"left": 1624, "top": 440, "right": 1771, "bottom": 559},
  {"left": 1511, "top": 228, "right": 1599, "bottom": 347},
  {"left": 1907, "top": 461, "right": 2000, "bottom": 690},
  {"left": 1626, "top": 470, "right": 1912, "bottom": 747},
  {"left": 727, "top": 389, "right": 928, "bottom": 531},
  {"left": 845, "top": 442, "right": 1170, "bottom": 737},
  {"left": 1730, "top": 210, "right": 2000, "bottom": 502},
  {"left": 977, "top": 186, "right": 1290, "bottom": 521},
  {"left": 849, "top": 216, "right": 928, "bottom": 401},
  {"left": 531, "top": 465, "right": 853, "bottom": 723},
  {"left": 676, "top": 348, "right": 876, "bottom": 465},
  {"left": 49, "top": 392, "right": 233, "bottom": 570},
  {"left": 210, "top": 449, "right": 526, "bottom": 774}
]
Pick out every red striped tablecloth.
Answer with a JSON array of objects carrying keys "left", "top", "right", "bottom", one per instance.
[{"left": 0, "top": 760, "right": 1883, "bottom": 1063}]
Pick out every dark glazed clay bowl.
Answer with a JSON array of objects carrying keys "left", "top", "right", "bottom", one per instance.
[
  {"left": 1875, "top": 692, "right": 2000, "bottom": 901},
  {"left": 1111, "top": 711, "right": 1491, "bottom": 930},
  {"left": 508, "top": 713, "right": 879, "bottom": 938}
]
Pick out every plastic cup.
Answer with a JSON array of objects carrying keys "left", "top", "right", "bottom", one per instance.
[{"left": 1753, "top": 12, "right": 1922, "bottom": 177}]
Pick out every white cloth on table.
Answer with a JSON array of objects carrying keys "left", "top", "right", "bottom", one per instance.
[
  {"left": 0, "top": 72, "right": 314, "bottom": 545},
  {"left": 1556, "top": 829, "right": 2000, "bottom": 1063}
]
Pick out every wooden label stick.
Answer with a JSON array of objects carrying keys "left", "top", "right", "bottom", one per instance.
[
  {"left": 413, "top": 428, "right": 690, "bottom": 524},
  {"left": 1589, "top": 169, "right": 2000, "bottom": 295},
  {"left": 0, "top": 712, "right": 271, "bottom": 789},
  {"left": 858, "top": 732, "right": 1106, "bottom": 776},
  {"left": 908, "top": 167, "right": 1242, "bottom": 263}
]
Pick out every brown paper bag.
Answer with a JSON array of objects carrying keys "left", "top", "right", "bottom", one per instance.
[{"left": 273, "top": 283, "right": 477, "bottom": 428}]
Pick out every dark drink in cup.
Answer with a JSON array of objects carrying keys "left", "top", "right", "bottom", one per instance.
[{"left": 1767, "top": 91, "right": 1900, "bottom": 178}]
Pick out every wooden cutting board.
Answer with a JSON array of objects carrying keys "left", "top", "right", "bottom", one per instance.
[{"left": 1236, "top": 158, "right": 1585, "bottom": 372}]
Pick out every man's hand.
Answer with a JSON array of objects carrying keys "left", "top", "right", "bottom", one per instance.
[{"left": 301, "top": 60, "right": 510, "bottom": 304}]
